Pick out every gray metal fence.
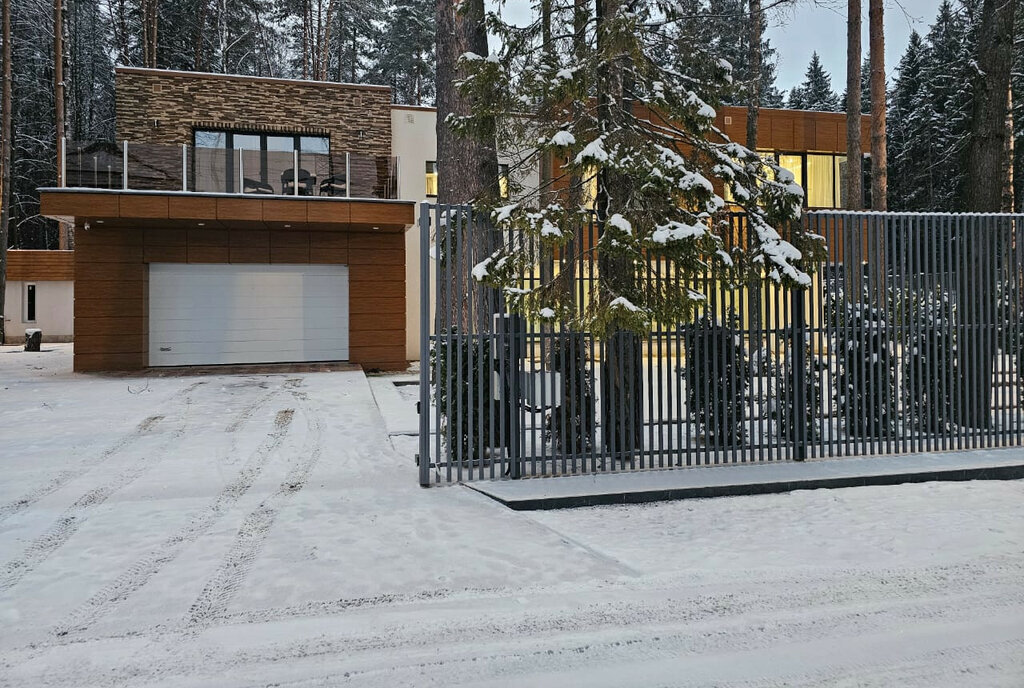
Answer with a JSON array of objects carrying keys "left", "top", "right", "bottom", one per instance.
[{"left": 418, "top": 204, "right": 1024, "bottom": 485}]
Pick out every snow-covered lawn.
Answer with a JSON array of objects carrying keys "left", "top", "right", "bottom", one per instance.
[{"left": 1, "top": 344, "right": 1022, "bottom": 687}]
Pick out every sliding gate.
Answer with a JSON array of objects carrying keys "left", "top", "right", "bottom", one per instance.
[{"left": 418, "top": 205, "right": 1024, "bottom": 485}]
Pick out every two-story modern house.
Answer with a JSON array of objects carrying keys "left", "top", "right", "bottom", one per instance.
[
  {"left": 40, "top": 68, "right": 414, "bottom": 372},
  {"left": 31, "top": 67, "right": 868, "bottom": 372}
]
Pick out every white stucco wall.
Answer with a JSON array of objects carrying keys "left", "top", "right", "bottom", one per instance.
[
  {"left": 2, "top": 280, "right": 75, "bottom": 344},
  {"left": 391, "top": 105, "right": 540, "bottom": 361},
  {"left": 392, "top": 106, "right": 438, "bottom": 361}
]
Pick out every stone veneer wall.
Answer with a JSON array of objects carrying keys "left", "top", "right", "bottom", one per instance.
[{"left": 115, "top": 68, "right": 392, "bottom": 158}]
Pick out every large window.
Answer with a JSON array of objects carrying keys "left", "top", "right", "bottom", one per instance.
[
  {"left": 777, "top": 152, "right": 847, "bottom": 209},
  {"left": 193, "top": 130, "right": 330, "bottom": 194}
]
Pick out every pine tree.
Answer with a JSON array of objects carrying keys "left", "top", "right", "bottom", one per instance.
[
  {"left": 454, "top": 0, "right": 821, "bottom": 332},
  {"left": 372, "top": 0, "right": 435, "bottom": 104},
  {"left": 787, "top": 52, "right": 840, "bottom": 111},
  {"left": 887, "top": 31, "right": 931, "bottom": 210}
]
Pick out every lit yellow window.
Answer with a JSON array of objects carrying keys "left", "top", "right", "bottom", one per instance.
[
  {"left": 425, "top": 160, "right": 438, "bottom": 197},
  {"left": 834, "top": 155, "right": 847, "bottom": 207},
  {"left": 807, "top": 154, "right": 836, "bottom": 208},
  {"left": 499, "top": 163, "right": 510, "bottom": 199}
]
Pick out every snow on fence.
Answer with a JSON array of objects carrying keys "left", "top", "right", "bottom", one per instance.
[{"left": 418, "top": 204, "right": 1024, "bottom": 485}]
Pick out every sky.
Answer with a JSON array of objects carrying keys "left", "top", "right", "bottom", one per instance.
[
  {"left": 494, "top": 0, "right": 942, "bottom": 95},
  {"left": 767, "top": 0, "right": 941, "bottom": 94}
]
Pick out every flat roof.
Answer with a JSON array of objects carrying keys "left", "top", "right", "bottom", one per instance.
[{"left": 116, "top": 66, "right": 392, "bottom": 93}]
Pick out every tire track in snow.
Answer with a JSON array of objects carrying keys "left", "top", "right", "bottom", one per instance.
[
  {"left": 186, "top": 391, "right": 324, "bottom": 628},
  {"left": 52, "top": 407, "right": 296, "bottom": 637},
  {"left": 0, "top": 382, "right": 206, "bottom": 525},
  {"left": 34, "top": 563, "right": 1024, "bottom": 687},
  {"left": 0, "top": 386, "right": 207, "bottom": 593}
]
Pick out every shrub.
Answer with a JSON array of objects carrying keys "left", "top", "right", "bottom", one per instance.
[{"left": 682, "top": 312, "right": 750, "bottom": 447}]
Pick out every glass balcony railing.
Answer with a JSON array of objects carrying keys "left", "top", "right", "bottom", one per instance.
[{"left": 61, "top": 139, "right": 400, "bottom": 200}]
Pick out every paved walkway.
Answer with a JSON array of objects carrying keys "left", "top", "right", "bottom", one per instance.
[{"left": 469, "top": 448, "right": 1024, "bottom": 509}]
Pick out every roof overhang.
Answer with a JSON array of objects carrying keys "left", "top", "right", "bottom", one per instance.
[{"left": 39, "top": 189, "right": 414, "bottom": 233}]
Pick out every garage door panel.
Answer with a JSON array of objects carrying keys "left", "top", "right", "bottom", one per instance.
[{"left": 149, "top": 263, "right": 349, "bottom": 366}]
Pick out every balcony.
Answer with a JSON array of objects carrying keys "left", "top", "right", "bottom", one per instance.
[{"left": 60, "top": 139, "right": 400, "bottom": 200}]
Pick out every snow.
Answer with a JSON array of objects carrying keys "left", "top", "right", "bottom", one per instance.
[
  {"left": 574, "top": 135, "right": 609, "bottom": 164},
  {"left": 609, "top": 296, "right": 641, "bottom": 312},
  {"left": 607, "top": 213, "right": 632, "bottom": 234},
  {"left": 649, "top": 219, "right": 706, "bottom": 244},
  {"left": 538, "top": 307, "right": 557, "bottom": 319},
  {"left": 1, "top": 344, "right": 1023, "bottom": 686},
  {"left": 471, "top": 256, "right": 492, "bottom": 281},
  {"left": 539, "top": 220, "right": 562, "bottom": 238},
  {"left": 549, "top": 130, "right": 575, "bottom": 147}
]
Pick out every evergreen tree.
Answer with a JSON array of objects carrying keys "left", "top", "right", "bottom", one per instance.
[
  {"left": 454, "top": 0, "right": 821, "bottom": 332},
  {"left": 887, "top": 31, "right": 932, "bottom": 210},
  {"left": 667, "top": 0, "right": 783, "bottom": 108},
  {"left": 841, "top": 57, "right": 871, "bottom": 114},
  {"left": 372, "top": 0, "right": 435, "bottom": 104},
  {"left": 787, "top": 52, "right": 840, "bottom": 111}
]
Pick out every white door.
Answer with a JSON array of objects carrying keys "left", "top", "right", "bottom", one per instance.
[{"left": 149, "top": 263, "right": 349, "bottom": 366}]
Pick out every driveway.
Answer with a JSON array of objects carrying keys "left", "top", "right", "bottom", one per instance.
[{"left": 1, "top": 345, "right": 1023, "bottom": 687}]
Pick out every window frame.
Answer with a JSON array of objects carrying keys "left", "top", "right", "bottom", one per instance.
[
  {"left": 192, "top": 129, "right": 331, "bottom": 193},
  {"left": 425, "top": 160, "right": 438, "bottom": 198},
  {"left": 24, "top": 283, "right": 37, "bottom": 323}
]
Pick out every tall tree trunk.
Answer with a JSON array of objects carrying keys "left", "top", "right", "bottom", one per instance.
[
  {"left": 1004, "top": 86, "right": 1014, "bottom": 212},
  {"left": 538, "top": 0, "right": 552, "bottom": 208},
  {"left": 55, "top": 0, "right": 70, "bottom": 249},
  {"left": 435, "top": 0, "right": 498, "bottom": 204},
  {"left": 745, "top": 0, "right": 761, "bottom": 152},
  {"left": 746, "top": 0, "right": 764, "bottom": 334},
  {"left": 868, "top": 0, "right": 886, "bottom": 210},
  {"left": 843, "top": 0, "right": 864, "bottom": 300},
  {"left": 960, "top": 0, "right": 1015, "bottom": 430},
  {"left": 0, "top": 0, "right": 11, "bottom": 344},
  {"left": 596, "top": 0, "right": 642, "bottom": 462},
  {"left": 845, "top": 0, "right": 863, "bottom": 210}
]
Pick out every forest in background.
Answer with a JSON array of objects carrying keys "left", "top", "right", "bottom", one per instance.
[{"left": 0, "top": 0, "right": 1021, "bottom": 247}]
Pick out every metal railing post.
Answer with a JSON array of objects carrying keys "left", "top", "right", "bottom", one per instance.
[
  {"left": 182, "top": 144, "right": 188, "bottom": 191},
  {"left": 122, "top": 140, "right": 128, "bottom": 190},
  {"left": 293, "top": 149, "right": 299, "bottom": 197},
  {"left": 60, "top": 136, "right": 66, "bottom": 188},
  {"left": 393, "top": 155, "right": 400, "bottom": 199},
  {"left": 238, "top": 148, "right": 244, "bottom": 194},
  {"left": 345, "top": 152, "right": 351, "bottom": 198},
  {"left": 419, "top": 203, "right": 433, "bottom": 486},
  {"left": 791, "top": 287, "right": 807, "bottom": 460}
]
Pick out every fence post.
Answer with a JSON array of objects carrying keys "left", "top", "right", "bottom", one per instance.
[
  {"left": 345, "top": 153, "right": 351, "bottom": 198},
  {"left": 122, "top": 140, "right": 128, "bottom": 190},
  {"left": 60, "top": 137, "right": 66, "bottom": 188},
  {"left": 182, "top": 144, "right": 188, "bottom": 192},
  {"left": 419, "top": 203, "right": 433, "bottom": 487},
  {"left": 791, "top": 287, "right": 807, "bottom": 460}
]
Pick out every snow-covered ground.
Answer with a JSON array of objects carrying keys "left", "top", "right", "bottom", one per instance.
[{"left": 1, "top": 344, "right": 1022, "bottom": 687}]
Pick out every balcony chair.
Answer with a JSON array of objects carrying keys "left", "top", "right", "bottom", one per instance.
[
  {"left": 282, "top": 168, "right": 316, "bottom": 195},
  {"left": 243, "top": 177, "right": 275, "bottom": 195},
  {"left": 318, "top": 175, "right": 348, "bottom": 197}
]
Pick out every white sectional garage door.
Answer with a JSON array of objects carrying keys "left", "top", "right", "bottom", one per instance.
[{"left": 149, "top": 263, "right": 349, "bottom": 366}]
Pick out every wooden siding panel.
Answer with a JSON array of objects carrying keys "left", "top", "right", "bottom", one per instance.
[
  {"left": 230, "top": 230, "right": 270, "bottom": 263},
  {"left": 262, "top": 199, "right": 308, "bottom": 224},
  {"left": 75, "top": 316, "right": 147, "bottom": 337},
  {"left": 74, "top": 352, "right": 147, "bottom": 371},
  {"left": 5, "top": 250, "right": 75, "bottom": 281},
  {"left": 168, "top": 195, "right": 218, "bottom": 220},
  {"left": 310, "top": 233, "right": 348, "bottom": 263},
  {"left": 119, "top": 195, "right": 169, "bottom": 219},
  {"left": 350, "top": 311, "right": 404, "bottom": 330},
  {"left": 270, "top": 231, "right": 311, "bottom": 263},
  {"left": 348, "top": 232, "right": 403, "bottom": 251},
  {"left": 350, "top": 329, "right": 404, "bottom": 347},
  {"left": 73, "top": 334, "right": 147, "bottom": 355},
  {"left": 350, "top": 281, "right": 404, "bottom": 299},
  {"left": 75, "top": 280, "right": 146, "bottom": 300},
  {"left": 349, "top": 201, "right": 413, "bottom": 225},
  {"left": 75, "top": 298, "right": 145, "bottom": 318},
  {"left": 348, "top": 248, "right": 403, "bottom": 266}
]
